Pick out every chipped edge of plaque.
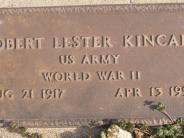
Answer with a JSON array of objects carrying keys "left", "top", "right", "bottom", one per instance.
[
  {"left": 0, "top": 3, "right": 182, "bottom": 127},
  {"left": 0, "top": 3, "right": 183, "bottom": 15}
]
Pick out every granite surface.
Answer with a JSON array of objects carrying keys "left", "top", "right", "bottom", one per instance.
[{"left": 0, "top": 0, "right": 184, "bottom": 138}]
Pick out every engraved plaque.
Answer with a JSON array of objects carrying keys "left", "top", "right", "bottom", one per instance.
[{"left": 0, "top": 4, "right": 184, "bottom": 126}]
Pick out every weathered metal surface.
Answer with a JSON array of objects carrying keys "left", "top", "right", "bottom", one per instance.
[{"left": 0, "top": 4, "right": 184, "bottom": 127}]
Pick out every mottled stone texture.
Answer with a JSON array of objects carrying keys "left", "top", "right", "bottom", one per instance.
[
  {"left": 0, "top": 0, "right": 183, "bottom": 138},
  {"left": 0, "top": 0, "right": 183, "bottom": 8}
]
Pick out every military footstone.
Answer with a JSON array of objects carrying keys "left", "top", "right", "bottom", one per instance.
[{"left": 0, "top": 4, "right": 183, "bottom": 127}]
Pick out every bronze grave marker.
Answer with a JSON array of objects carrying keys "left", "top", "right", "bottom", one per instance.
[{"left": 0, "top": 4, "right": 184, "bottom": 126}]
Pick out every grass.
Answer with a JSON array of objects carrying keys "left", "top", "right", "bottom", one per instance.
[{"left": 100, "top": 101, "right": 184, "bottom": 138}]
